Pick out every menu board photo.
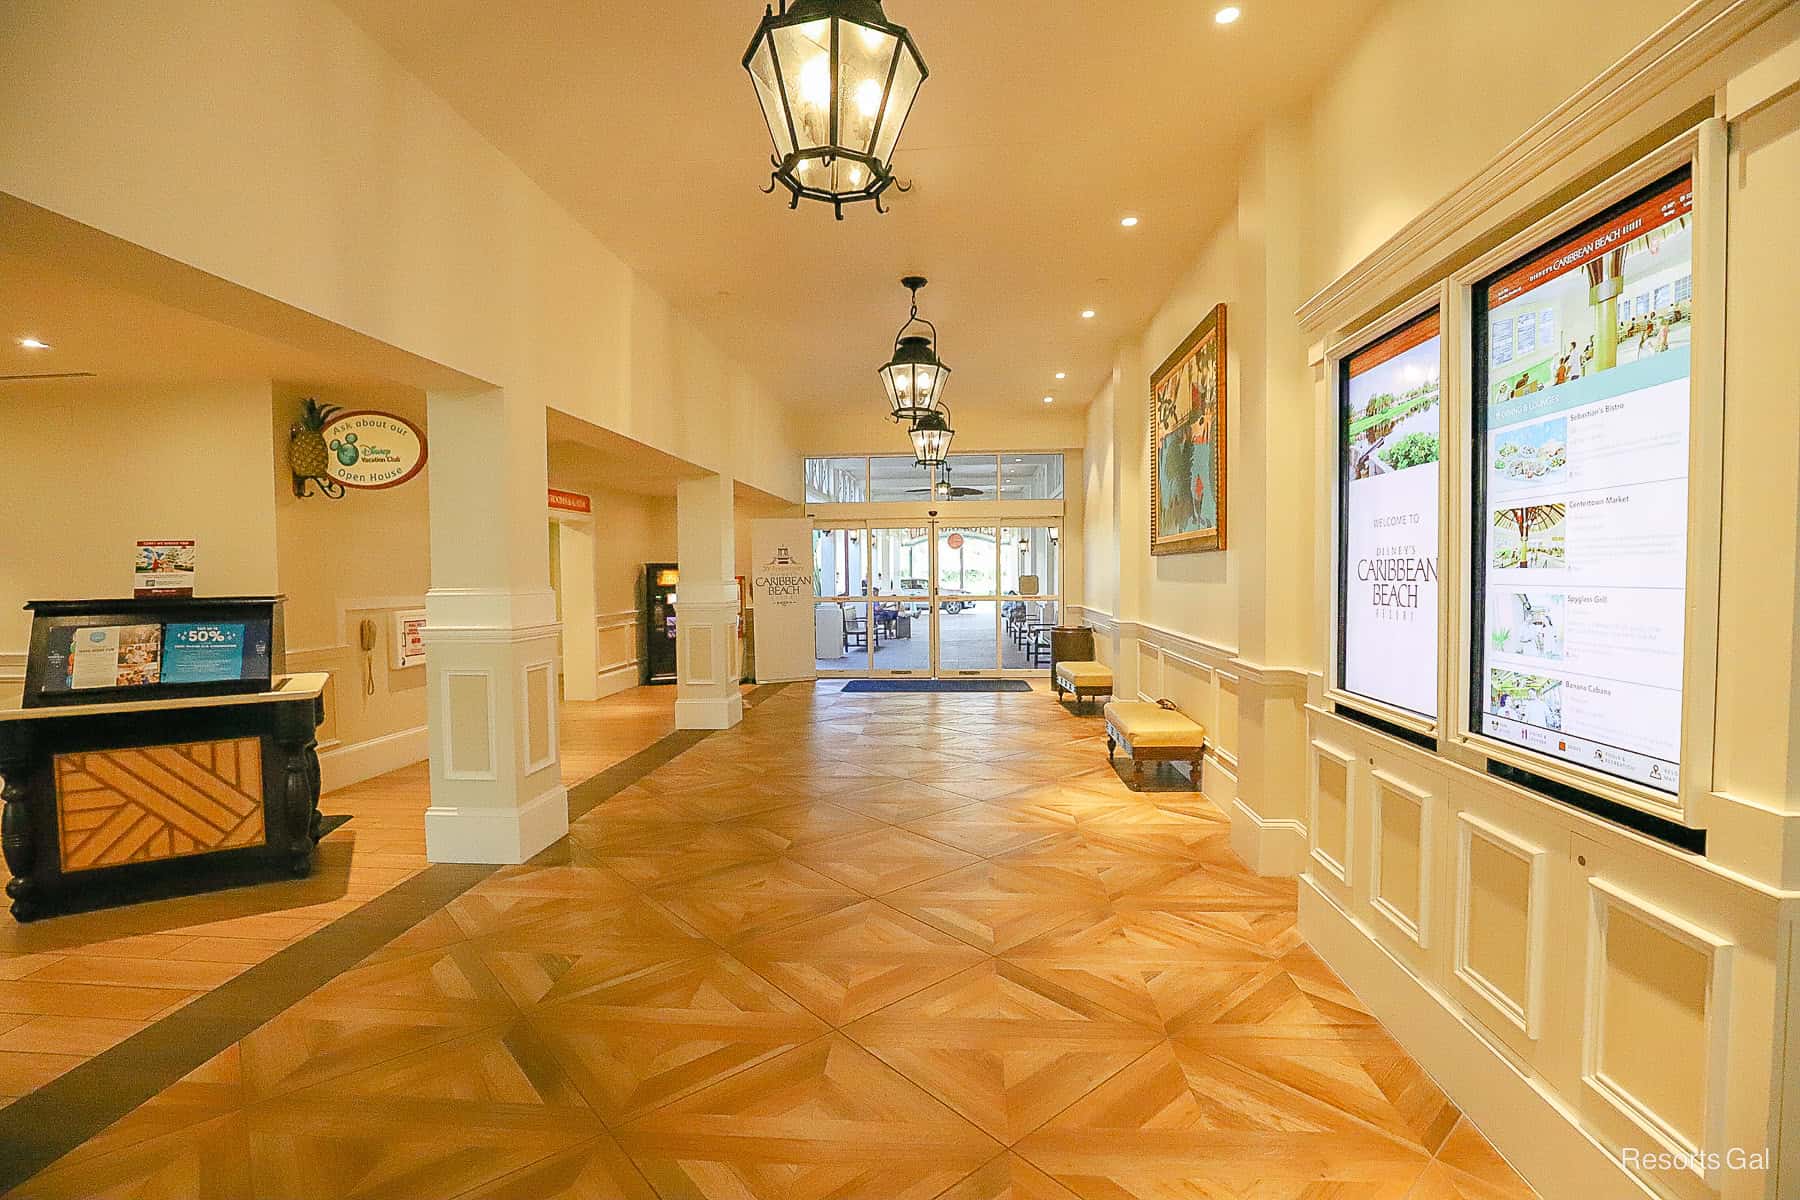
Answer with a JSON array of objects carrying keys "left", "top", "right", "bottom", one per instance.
[
  {"left": 45, "top": 623, "right": 165, "bottom": 691},
  {"left": 37, "top": 619, "right": 273, "bottom": 694},
  {"left": 1339, "top": 309, "right": 1441, "bottom": 720},
  {"left": 1473, "top": 168, "right": 1693, "bottom": 795},
  {"left": 164, "top": 622, "right": 256, "bottom": 684}
]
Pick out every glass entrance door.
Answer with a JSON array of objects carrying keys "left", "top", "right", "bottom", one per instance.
[
  {"left": 869, "top": 525, "right": 932, "bottom": 675},
  {"left": 812, "top": 519, "right": 1060, "bottom": 678}
]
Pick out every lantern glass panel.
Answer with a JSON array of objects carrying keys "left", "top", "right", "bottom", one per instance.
[
  {"left": 831, "top": 158, "right": 872, "bottom": 193},
  {"left": 873, "top": 48, "right": 923, "bottom": 165},
  {"left": 881, "top": 368, "right": 909, "bottom": 414},
  {"left": 914, "top": 363, "right": 939, "bottom": 403},
  {"left": 747, "top": 38, "right": 794, "bottom": 159},
  {"left": 773, "top": 20, "right": 833, "bottom": 151},
  {"left": 911, "top": 421, "right": 953, "bottom": 464},
  {"left": 836, "top": 22, "right": 897, "bottom": 156},
  {"left": 792, "top": 156, "right": 825, "bottom": 193}
]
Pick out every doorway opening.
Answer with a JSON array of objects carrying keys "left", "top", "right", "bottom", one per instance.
[{"left": 811, "top": 520, "right": 1061, "bottom": 678}]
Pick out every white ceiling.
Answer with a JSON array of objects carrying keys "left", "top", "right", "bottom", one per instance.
[{"left": 336, "top": 1, "right": 1380, "bottom": 416}]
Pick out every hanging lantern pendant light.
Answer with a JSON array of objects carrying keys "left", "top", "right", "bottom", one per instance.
[
  {"left": 743, "top": 0, "right": 929, "bottom": 219},
  {"left": 880, "top": 275, "right": 951, "bottom": 422},
  {"left": 910, "top": 405, "right": 955, "bottom": 469}
]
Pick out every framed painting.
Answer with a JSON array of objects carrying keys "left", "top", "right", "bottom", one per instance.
[{"left": 1149, "top": 303, "right": 1227, "bottom": 554}]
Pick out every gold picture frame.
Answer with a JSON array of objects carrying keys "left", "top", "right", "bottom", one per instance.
[{"left": 1149, "top": 303, "right": 1228, "bottom": 555}]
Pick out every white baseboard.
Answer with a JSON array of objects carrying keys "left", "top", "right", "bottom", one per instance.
[
  {"left": 1231, "top": 797, "right": 1307, "bottom": 877},
  {"left": 675, "top": 692, "right": 743, "bottom": 730},
  {"left": 594, "top": 660, "right": 640, "bottom": 699},
  {"left": 424, "top": 782, "right": 569, "bottom": 864},
  {"left": 1298, "top": 877, "right": 1659, "bottom": 1200},
  {"left": 318, "top": 724, "right": 429, "bottom": 794}
]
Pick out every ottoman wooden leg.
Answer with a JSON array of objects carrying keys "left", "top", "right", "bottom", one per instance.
[{"left": 1106, "top": 735, "right": 1115, "bottom": 761}]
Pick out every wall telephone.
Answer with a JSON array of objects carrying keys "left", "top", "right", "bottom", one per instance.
[{"left": 358, "top": 619, "right": 377, "bottom": 696}]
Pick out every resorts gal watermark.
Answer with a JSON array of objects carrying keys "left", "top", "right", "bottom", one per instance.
[{"left": 1620, "top": 1145, "right": 1768, "bottom": 1174}]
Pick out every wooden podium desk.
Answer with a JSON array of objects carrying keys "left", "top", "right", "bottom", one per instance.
[{"left": 0, "top": 674, "right": 327, "bottom": 921}]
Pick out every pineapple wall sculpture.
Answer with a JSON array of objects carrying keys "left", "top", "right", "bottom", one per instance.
[{"left": 289, "top": 399, "right": 346, "bottom": 499}]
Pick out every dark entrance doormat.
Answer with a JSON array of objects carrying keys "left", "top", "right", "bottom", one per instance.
[{"left": 841, "top": 679, "right": 1033, "bottom": 693}]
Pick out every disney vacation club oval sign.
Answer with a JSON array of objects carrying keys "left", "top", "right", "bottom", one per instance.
[{"left": 321, "top": 411, "right": 428, "bottom": 490}]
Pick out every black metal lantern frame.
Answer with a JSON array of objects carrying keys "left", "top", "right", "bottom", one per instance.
[
  {"left": 880, "top": 275, "right": 950, "bottom": 422},
  {"left": 743, "top": 0, "right": 928, "bottom": 219},
  {"left": 909, "top": 405, "right": 954, "bottom": 469}
]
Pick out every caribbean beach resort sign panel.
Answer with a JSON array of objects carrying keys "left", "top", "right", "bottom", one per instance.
[
  {"left": 1340, "top": 310, "right": 1441, "bottom": 720},
  {"left": 320, "top": 411, "right": 427, "bottom": 491}
]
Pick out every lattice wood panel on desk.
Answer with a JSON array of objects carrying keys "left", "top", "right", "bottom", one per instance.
[{"left": 53, "top": 739, "right": 267, "bottom": 871}]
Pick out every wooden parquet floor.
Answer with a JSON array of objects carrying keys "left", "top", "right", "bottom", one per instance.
[
  {"left": 0, "top": 685, "right": 680, "bottom": 1109},
  {"left": 2, "top": 684, "right": 1537, "bottom": 1200}
]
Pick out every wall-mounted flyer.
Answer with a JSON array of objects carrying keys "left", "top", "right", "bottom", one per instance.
[
  {"left": 1473, "top": 168, "right": 1693, "bottom": 795},
  {"left": 134, "top": 540, "right": 195, "bottom": 597},
  {"left": 392, "top": 609, "right": 428, "bottom": 669},
  {"left": 1339, "top": 310, "right": 1441, "bottom": 720}
]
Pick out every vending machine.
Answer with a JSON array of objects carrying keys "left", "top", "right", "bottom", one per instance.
[{"left": 643, "top": 563, "right": 679, "bottom": 684}]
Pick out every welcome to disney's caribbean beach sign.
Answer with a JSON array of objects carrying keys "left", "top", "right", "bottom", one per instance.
[{"left": 320, "top": 411, "right": 428, "bottom": 491}]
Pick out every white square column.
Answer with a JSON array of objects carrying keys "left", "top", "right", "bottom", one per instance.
[
  {"left": 421, "top": 389, "right": 568, "bottom": 863},
  {"left": 675, "top": 473, "right": 743, "bottom": 730}
]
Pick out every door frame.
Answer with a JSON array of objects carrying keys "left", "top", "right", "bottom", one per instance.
[
  {"left": 811, "top": 517, "right": 1062, "bottom": 679},
  {"left": 867, "top": 520, "right": 935, "bottom": 677}
]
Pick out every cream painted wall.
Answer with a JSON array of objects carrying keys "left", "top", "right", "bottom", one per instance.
[
  {"left": 0, "top": 0, "right": 802, "bottom": 507},
  {"left": 798, "top": 402, "right": 1088, "bottom": 458},
  {"left": 1122, "top": 210, "right": 1247, "bottom": 653},
  {"left": 1303, "top": 0, "right": 1691, "bottom": 294},
  {"left": 1086, "top": 0, "right": 1698, "bottom": 674},
  {"left": 540, "top": 476, "right": 678, "bottom": 685},
  {"left": 0, "top": 376, "right": 437, "bottom": 776},
  {"left": 1072, "top": 8, "right": 1800, "bottom": 1199},
  {"left": 273, "top": 384, "right": 432, "bottom": 760},
  {"left": 0, "top": 379, "right": 279, "bottom": 678}
]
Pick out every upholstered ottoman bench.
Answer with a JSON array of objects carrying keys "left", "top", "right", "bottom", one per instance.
[
  {"left": 1053, "top": 660, "right": 1113, "bottom": 712},
  {"left": 1103, "top": 700, "right": 1205, "bottom": 790}
]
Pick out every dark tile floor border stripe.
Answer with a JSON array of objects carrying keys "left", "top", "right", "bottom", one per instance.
[{"left": 0, "top": 690, "right": 782, "bottom": 1192}]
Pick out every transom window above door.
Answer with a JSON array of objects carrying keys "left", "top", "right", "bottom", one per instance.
[{"left": 804, "top": 454, "right": 1064, "bottom": 504}]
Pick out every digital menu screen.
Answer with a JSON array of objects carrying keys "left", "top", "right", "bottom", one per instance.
[
  {"left": 1339, "top": 309, "right": 1441, "bottom": 720},
  {"left": 39, "top": 619, "right": 273, "bottom": 693},
  {"left": 1472, "top": 168, "right": 1693, "bottom": 794}
]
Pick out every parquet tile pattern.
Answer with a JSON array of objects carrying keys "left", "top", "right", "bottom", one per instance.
[
  {"left": 0, "top": 686, "right": 682, "bottom": 1109},
  {"left": 2, "top": 684, "right": 1537, "bottom": 1200}
]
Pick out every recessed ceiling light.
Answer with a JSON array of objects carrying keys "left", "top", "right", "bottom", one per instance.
[
  {"left": 1215, "top": 6, "right": 1241, "bottom": 24},
  {"left": 1043, "top": 396, "right": 1055, "bottom": 405},
  {"left": 1120, "top": 215, "right": 1139, "bottom": 228},
  {"left": 1080, "top": 309, "right": 1096, "bottom": 320},
  {"left": 1054, "top": 372, "right": 1066, "bottom": 380},
  {"left": 16, "top": 337, "right": 49, "bottom": 350}
]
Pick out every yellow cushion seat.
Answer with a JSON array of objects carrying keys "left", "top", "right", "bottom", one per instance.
[
  {"left": 1054, "top": 660, "right": 1113, "bottom": 689},
  {"left": 1102, "top": 701, "right": 1206, "bottom": 749}
]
